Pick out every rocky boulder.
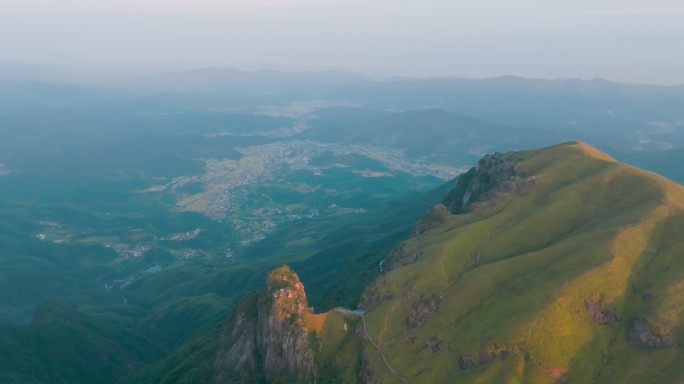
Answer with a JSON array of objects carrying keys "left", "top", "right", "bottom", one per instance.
[{"left": 627, "top": 318, "right": 675, "bottom": 348}]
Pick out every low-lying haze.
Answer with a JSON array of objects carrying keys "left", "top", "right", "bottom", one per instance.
[{"left": 2, "top": 0, "right": 683, "bottom": 84}]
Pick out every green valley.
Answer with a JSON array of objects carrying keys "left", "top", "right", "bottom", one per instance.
[{"left": 1, "top": 70, "right": 684, "bottom": 383}]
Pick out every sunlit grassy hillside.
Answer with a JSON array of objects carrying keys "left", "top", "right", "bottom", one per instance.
[{"left": 358, "top": 141, "right": 684, "bottom": 383}]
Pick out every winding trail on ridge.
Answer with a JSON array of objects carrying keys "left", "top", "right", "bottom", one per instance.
[{"left": 332, "top": 308, "right": 408, "bottom": 384}]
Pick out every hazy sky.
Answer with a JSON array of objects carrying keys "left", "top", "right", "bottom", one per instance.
[{"left": 2, "top": 0, "right": 684, "bottom": 84}]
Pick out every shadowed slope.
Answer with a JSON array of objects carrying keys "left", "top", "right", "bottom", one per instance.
[{"left": 0, "top": 300, "right": 158, "bottom": 384}]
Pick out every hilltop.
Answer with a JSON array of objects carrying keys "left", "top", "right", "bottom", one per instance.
[{"left": 358, "top": 141, "right": 684, "bottom": 383}]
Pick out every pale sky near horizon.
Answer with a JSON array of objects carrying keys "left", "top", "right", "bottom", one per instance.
[{"left": 1, "top": 0, "right": 683, "bottom": 84}]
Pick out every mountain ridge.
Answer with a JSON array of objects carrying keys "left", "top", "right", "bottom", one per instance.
[{"left": 358, "top": 141, "right": 684, "bottom": 383}]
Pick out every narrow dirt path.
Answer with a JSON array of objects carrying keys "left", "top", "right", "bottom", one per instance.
[
  {"left": 438, "top": 248, "right": 450, "bottom": 284},
  {"left": 333, "top": 308, "right": 408, "bottom": 384}
]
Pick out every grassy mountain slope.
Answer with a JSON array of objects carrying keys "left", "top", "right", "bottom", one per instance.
[{"left": 356, "top": 141, "right": 684, "bottom": 383}]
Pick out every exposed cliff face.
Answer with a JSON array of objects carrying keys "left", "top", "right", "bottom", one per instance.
[
  {"left": 212, "top": 266, "right": 316, "bottom": 384},
  {"left": 441, "top": 152, "right": 536, "bottom": 214},
  {"left": 384, "top": 153, "right": 537, "bottom": 272},
  {"left": 212, "top": 292, "right": 260, "bottom": 383},
  {"left": 257, "top": 267, "right": 316, "bottom": 382}
]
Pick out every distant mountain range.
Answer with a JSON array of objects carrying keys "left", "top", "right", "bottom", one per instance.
[
  {"left": 118, "top": 68, "right": 370, "bottom": 94},
  {"left": 1, "top": 65, "right": 682, "bottom": 153}
]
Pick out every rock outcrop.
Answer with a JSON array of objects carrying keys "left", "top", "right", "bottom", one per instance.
[
  {"left": 441, "top": 152, "right": 536, "bottom": 214},
  {"left": 584, "top": 298, "right": 620, "bottom": 325},
  {"left": 213, "top": 266, "right": 316, "bottom": 384},
  {"left": 384, "top": 153, "right": 536, "bottom": 272},
  {"left": 382, "top": 243, "right": 422, "bottom": 272},
  {"left": 412, "top": 203, "right": 449, "bottom": 236},
  {"left": 626, "top": 318, "right": 675, "bottom": 348}
]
